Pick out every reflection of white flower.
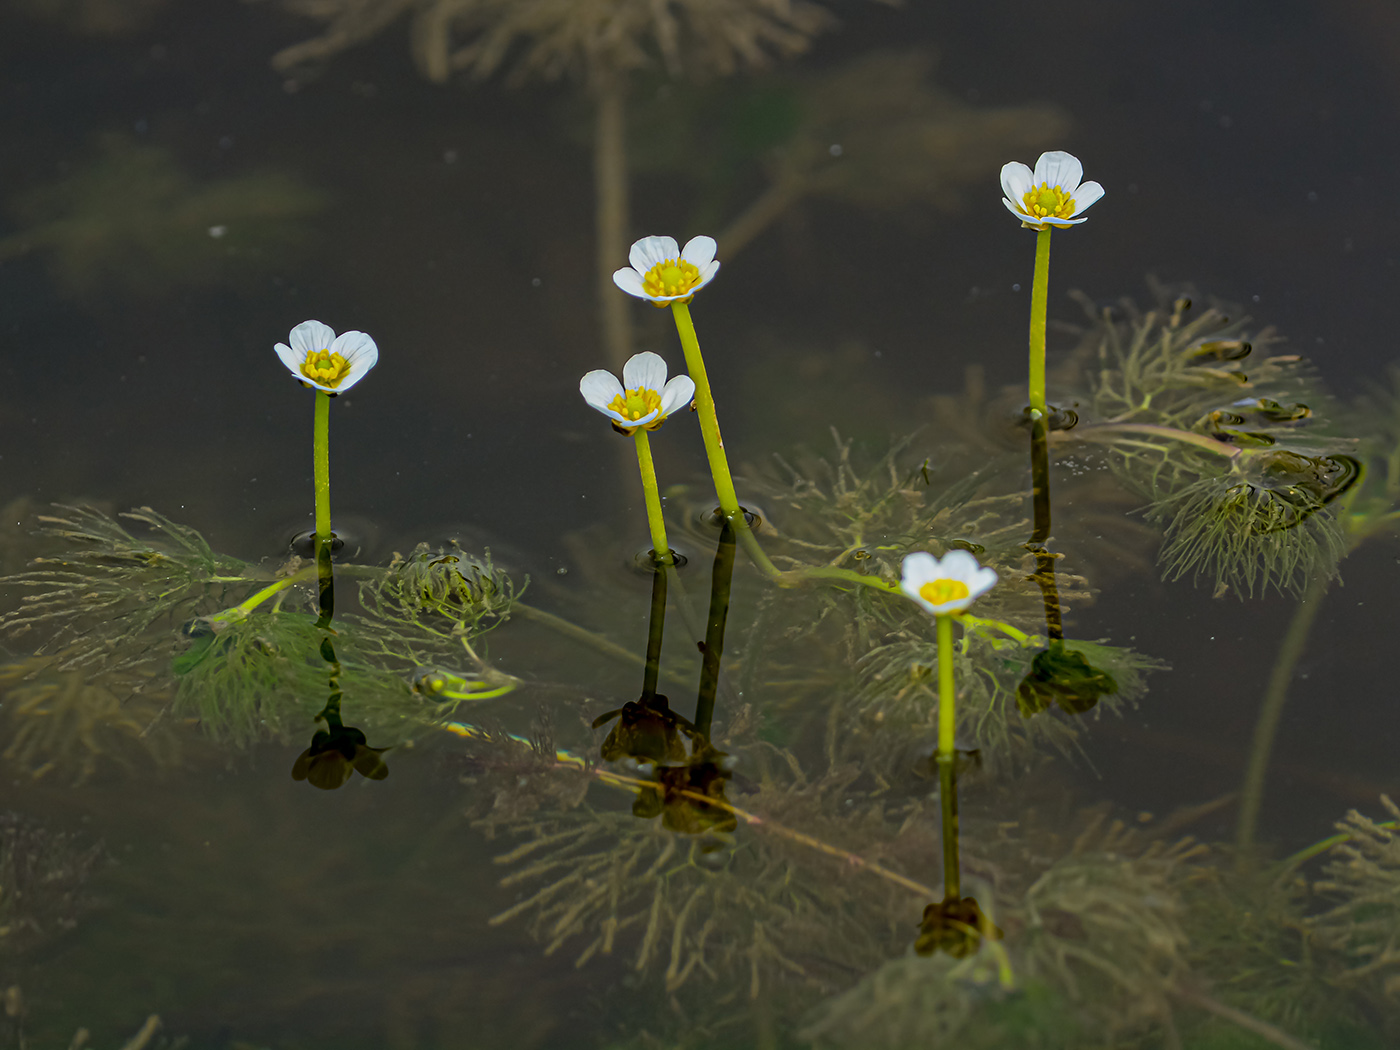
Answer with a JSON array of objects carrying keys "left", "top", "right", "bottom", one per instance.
[
  {"left": 580, "top": 351, "right": 696, "bottom": 435},
  {"left": 274, "top": 320, "right": 379, "bottom": 394},
  {"left": 613, "top": 235, "right": 720, "bottom": 306},
  {"left": 1000, "top": 151, "right": 1104, "bottom": 230},
  {"left": 899, "top": 550, "right": 997, "bottom": 616}
]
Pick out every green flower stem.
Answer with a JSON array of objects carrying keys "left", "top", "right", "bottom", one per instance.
[
  {"left": 1028, "top": 227, "right": 1051, "bottom": 418},
  {"left": 960, "top": 614, "right": 1033, "bottom": 646},
  {"left": 1236, "top": 569, "right": 1330, "bottom": 865},
  {"left": 669, "top": 302, "right": 740, "bottom": 515},
  {"left": 936, "top": 611, "right": 960, "bottom": 897},
  {"left": 314, "top": 390, "right": 332, "bottom": 542},
  {"left": 313, "top": 389, "right": 335, "bottom": 627},
  {"left": 668, "top": 301, "right": 783, "bottom": 578},
  {"left": 632, "top": 429, "right": 673, "bottom": 566}
]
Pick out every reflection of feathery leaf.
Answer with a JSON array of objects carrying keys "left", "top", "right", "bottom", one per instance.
[
  {"left": 0, "top": 136, "right": 327, "bottom": 297},
  {"left": 272, "top": 0, "right": 838, "bottom": 83}
]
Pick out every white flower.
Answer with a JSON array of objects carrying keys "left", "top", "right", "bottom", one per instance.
[
  {"left": 613, "top": 235, "right": 720, "bottom": 306},
  {"left": 580, "top": 351, "right": 695, "bottom": 435},
  {"left": 1000, "top": 151, "right": 1104, "bottom": 230},
  {"left": 274, "top": 320, "right": 379, "bottom": 394},
  {"left": 899, "top": 550, "right": 997, "bottom": 616}
]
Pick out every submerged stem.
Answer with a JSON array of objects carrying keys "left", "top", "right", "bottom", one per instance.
[
  {"left": 1067, "top": 422, "right": 1244, "bottom": 460},
  {"left": 1236, "top": 570, "right": 1330, "bottom": 864}
]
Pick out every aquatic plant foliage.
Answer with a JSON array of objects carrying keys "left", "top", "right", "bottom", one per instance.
[
  {"left": 1061, "top": 287, "right": 1360, "bottom": 596},
  {"left": 1309, "top": 797, "right": 1400, "bottom": 1025},
  {"left": 0, "top": 509, "right": 524, "bottom": 770}
]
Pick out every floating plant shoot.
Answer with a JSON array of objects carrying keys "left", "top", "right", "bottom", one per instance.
[
  {"left": 273, "top": 319, "right": 379, "bottom": 621},
  {"left": 899, "top": 550, "right": 1002, "bottom": 958},
  {"left": 580, "top": 350, "right": 695, "bottom": 568},
  {"left": 1000, "top": 151, "right": 1103, "bottom": 419}
]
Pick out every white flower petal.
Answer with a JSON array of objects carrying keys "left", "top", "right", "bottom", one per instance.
[
  {"left": 613, "top": 268, "right": 648, "bottom": 299},
  {"left": 695, "top": 260, "right": 720, "bottom": 289},
  {"left": 629, "top": 235, "right": 679, "bottom": 274},
  {"left": 938, "top": 549, "right": 981, "bottom": 579},
  {"left": 288, "top": 319, "right": 337, "bottom": 356},
  {"left": 1033, "top": 151, "right": 1084, "bottom": 193},
  {"left": 1000, "top": 161, "right": 1033, "bottom": 204},
  {"left": 681, "top": 235, "right": 717, "bottom": 270},
  {"left": 580, "top": 369, "right": 624, "bottom": 411},
  {"left": 623, "top": 351, "right": 668, "bottom": 393},
  {"left": 329, "top": 331, "right": 379, "bottom": 391},
  {"left": 898, "top": 549, "right": 997, "bottom": 615},
  {"left": 274, "top": 341, "right": 304, "bottom": 379},
  {"left": 1003, "top": 198, "right": 1036, "bottom": 223},
  {"left": 658, "top": 375, "right": 695, "bottom": 417},
  {"left": 1070, "top": 180, "right": 1105, "bottom": 215}
]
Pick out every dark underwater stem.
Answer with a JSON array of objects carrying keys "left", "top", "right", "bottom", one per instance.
[
  {"left": 641, "top": 563, "right": 667, "bottom": 700},
  {"left": 694, "top": 521, "right": 736, "bottom": 740},
  {"left": 1235, "top": 570, "right": 1330, "bottom": 864},
  {"left": 1028, "top": 416, "right": 1064, "bottom": 640}
]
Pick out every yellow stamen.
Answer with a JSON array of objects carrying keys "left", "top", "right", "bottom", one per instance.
[
  {"left": 1021, "top": 182, "right": 1077, "bottom": 221},
  {"left": 608, "top": 386, "right": 663, "bottom": 422},
  {"left": 920, "top": 578, "right": 970, "bottom": 607},
  {"left": 641, "top": 258, "right": 702, "bottom": 302},
  {"left": 302, "top": 348, "right": 351, "bottom": 387}
]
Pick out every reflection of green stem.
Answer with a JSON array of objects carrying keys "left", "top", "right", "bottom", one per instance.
[
  {"left": 936, "top": 612, "right": 960, "bottom": 897},
  {"left": 694, "top": 522, "right": 736, "bottom": 739},
  {"left": 1028, "top": 228, "right": 1051, "bottom": 417},
  {"left": 633, "top": 429, "right": 673, "bottom": 566},
  {"left": 1236, "top": 570, "right": 1330, "bottom": 863},
  {"left": 595, "top": 74, "right": 633, "bottom": 371}
]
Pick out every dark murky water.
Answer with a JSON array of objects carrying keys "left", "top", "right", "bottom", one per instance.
[{"left": 1, "top": 2, "right": 1398, "bottom": 1047}]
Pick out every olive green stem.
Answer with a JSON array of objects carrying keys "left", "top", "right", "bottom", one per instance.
[
  {"left": 632, "top": 429, "right": 673, "bottom": 566},
  {"left": 1271, "top": 819, "right": 1400, "bottom": 880},
  {"left": 1028, "top": 227, "right": 1051, "bottom": 418},
  {"left": 1236, "top": 570, "right": 1330, "bottom": 864},
  {"left": 694, "top": 520, "right": 736, "bottom": 739},
  {"left": 937, "top": 612, "right": 960, "bottom": 897},
  {"left": 1068, "top": 422, "right": 1243, "bottom": 460}
]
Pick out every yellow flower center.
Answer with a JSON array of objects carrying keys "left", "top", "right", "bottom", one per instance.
[
  {"left": 1021, "top": 182, "right": 1077, "bottom": 220},
  {"left": 608, "top": 386, "right": 663, "bottom": 421},
  {"left": 642, "top": 258, "right": 702, "bottom": 300},
  {"left": 302, "top": 348, "right": 351, "bottom": 387},
  {"left": 919, "top": 578, "right": 970, "bottom": 606}
]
